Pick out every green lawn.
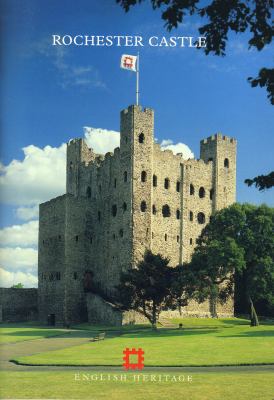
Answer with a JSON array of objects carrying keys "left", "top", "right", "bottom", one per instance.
[
  {"left": 12, "top": 318, "right": 274, "bottom": 367},
  {"left": 0, "top": 323, "right": 70, "bottom": 343},
  {"left": 1, "top": 371, "right": 274, "bottom": 400}
]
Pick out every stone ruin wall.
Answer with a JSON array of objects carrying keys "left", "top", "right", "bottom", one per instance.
[{"left": 0, "top": 288, "right": 38, "bottom": 322}]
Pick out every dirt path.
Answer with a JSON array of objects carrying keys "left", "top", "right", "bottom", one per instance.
[{"left": 0, "top": 331, "right": 93, "bottom": 371}]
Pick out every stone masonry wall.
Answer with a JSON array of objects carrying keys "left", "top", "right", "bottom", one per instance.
[{"left": 0, "top": 288, "right": 38, "bottom": 322}]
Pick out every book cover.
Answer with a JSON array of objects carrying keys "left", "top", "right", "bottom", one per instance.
[{"left": 0, "top": 1, "right": 273, "bottom": 400}]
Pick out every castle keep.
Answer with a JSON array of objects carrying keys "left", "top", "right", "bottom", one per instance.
[{"left": 38, "top": 105, "right": 237, "bottom": 325}]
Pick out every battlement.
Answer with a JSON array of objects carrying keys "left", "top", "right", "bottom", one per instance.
[
  {"left": 201, "top": 133, "right": 237, "bottom": 145},
  {"left": 121, "top": 104, "right": 154, "bottom": 115}
]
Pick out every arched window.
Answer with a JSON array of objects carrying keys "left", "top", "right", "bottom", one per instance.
[
  {"left": 190, "top": 184, "right": 194, "bottom": 195},
  {"left": 162, "top": 204, "right": 171, "bottom": 218},
  {"left": 119, "top": 229, "right": 124, "bottom": 237},
  {"left": 176, "top": 209, "right": 180, "bottom": 219},
  {"left": 177, "top": 235, "right": 180, "bottom": 243},
  {"left": 208, "top": 157, "right": 213, "bottom": 162},
  {"left": 140, "top": 201, "right": 147, "bottom": 212},
  {"left": 152, "top": 205, "right": 157, "bottom": 215},
  {"left": 153, "top": 175, "right": 157, "bottom": 187},
  {"left": 197, "top": 212, "right": 205, "bottom": 224},
  {"left": 122, "top": 202, "right": 127, "bottom": 212},
  {"left": 164, "top": 234, "right": 167, "bottom": 241},
  {"left": 210, "top": 189, "right": 214, "bottom": 200},
  {"left": 199, "top": 187, "right": 205, "bottom": 198},
  {"left": 114, "top": 178, "right": 117, "bottom": 188},
  {"left": 98, "top": 211, "right": 101, "bottom": 221},
  {"left": 176, "top": 181, "right": 181, "bottom": 192},
  {"left": 224, "top": 158, "right": 229, "bottom": 168},
  {"left": 69, "top": 161, "right": 73, "bottom": 170},
  {"left": 141, "top": 171, "right": 147, "bottom": 182},
  {"left": 190, "top": 238, "right": 193, "bottom": 245},
  {"left": 86, "top": 186, "right": 91, "bottom": 198},
  {"left": 112, "top": 205, "right": 117, "bottom": 217},
  {"left": 124, "top": 171, "right": 127, "bottom": 182},
  {"left": 164, "top": 178, "right": 170, "bottom": 189},
  {"left": 189, "top": 211, "right": 193, "bottom": 221},
  {"left": 139, "top": 133, "right": 144, "bottom": 143}
]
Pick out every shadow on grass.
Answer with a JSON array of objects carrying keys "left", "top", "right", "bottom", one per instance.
[
  {"left": 123, "top": 328, "right": 219, "bottom": 338},
  {"left": 0, "top": 330, "right": 69, "bottom": 338},
  {"left": 217, "top": 318, "right": 250, "bottom": 326},
  {"left": 220, "top": 330, "right": 274, "bottom": 338}
]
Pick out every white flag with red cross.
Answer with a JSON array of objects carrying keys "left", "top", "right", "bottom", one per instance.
[{"left": 120, "top": 54, "right": 137, "bottom": 72}]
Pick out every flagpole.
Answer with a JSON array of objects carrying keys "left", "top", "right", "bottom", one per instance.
[{"left": 136, "top": 52, "right": 139, "bottom": 106}]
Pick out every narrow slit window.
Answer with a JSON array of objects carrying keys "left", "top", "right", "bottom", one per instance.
[
  {"left": 139, "top": 133, "right": 144, "bottom": 143},
  {"left": 140, "top": 201, "right": 147, "bottom": 212},
  {"left": 141, "top": 171, "right": 147, "bottom": 182},
  {"left": 164, "top": 178, "right": 170, "bottom": 189}
]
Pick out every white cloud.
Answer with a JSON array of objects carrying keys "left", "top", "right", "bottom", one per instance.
[
  {"left": 160, "top": 139, "right": 194, "bottom": 159},
  {"left": 0, "top": 221, "right": 38, "bottom": 247},
  {"left": 0, "top": 143, "right": 66, "bottom": 206},
  {"left": 15, "top": 205, "right": 39, "bottom": 221},
  {"left": 0, "top": 268, "right": 37, "bottom": 288},
  {"left": 84, "top": 127, "right": 120, "bottom": 154},
  {"left": 0, "top": 247, "right": 38, "bottom": 272}
]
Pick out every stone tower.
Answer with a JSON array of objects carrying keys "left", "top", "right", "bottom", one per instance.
[{"left": 38, "top": 105, "right": 237, "bottom": 326}]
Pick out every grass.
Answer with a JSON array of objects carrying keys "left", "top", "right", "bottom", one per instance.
[
  {"left": 0, "top": 322, "right": 70, "bottom": 343},
  {"left": 1, "top": 371, "right": 274, "bottom": 400},
  {"left": 12, "top": 318, "right": 274, "bottom": 367}
]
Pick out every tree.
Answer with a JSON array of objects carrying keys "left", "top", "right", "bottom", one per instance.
[
  {"left": 117, "top": 0, "right": 274, "bottom": 104},
  {"left": 190, "top": 203, "right": 274, "bottom": 325},
  {"left": 245, "top": 171, "right": 274, "bottom": 190},
  {"left": 11, "top": 283, "right": 24, "bottom": 288},
  {"left": 117, "top": 250, "right": 176, "bottom": 328}
]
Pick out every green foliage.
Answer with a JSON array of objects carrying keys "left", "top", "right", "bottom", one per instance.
[
  {"left": 117, "top": 0, "right": 274, "bottom": 104},
  {"left": 190, "top": 203, "right": 274, "bottom": 320},
  {"left": 245, "top": 170, "right": 274, "bottom": 190},
  {"left": 11, "top": 283, "right": 24, "bottom": 288},
  {"left": 117, "top": 250, "right": 176, "bottom": 327}
]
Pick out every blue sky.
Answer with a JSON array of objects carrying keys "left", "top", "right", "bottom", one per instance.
[{"left": 0, "top": 0, "right": 273, "bottom": 286}]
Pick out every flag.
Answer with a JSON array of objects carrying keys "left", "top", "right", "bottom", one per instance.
[{"left": 120, "top": 54, "right": 137, "bottom": 72}]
